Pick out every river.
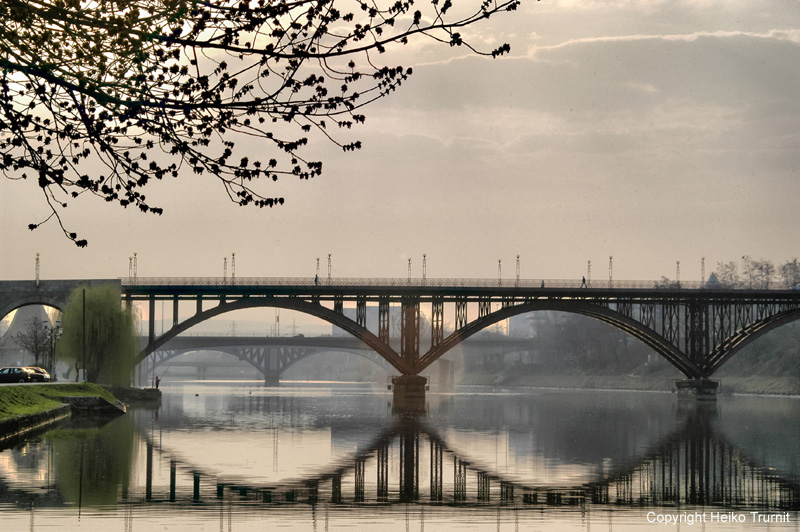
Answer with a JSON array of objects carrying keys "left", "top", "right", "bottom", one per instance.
[{"left": 0, "top": 381, "right": 798, "bottom": 531}]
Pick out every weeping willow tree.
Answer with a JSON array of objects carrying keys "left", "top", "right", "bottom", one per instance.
[{"left": 58, "top": 284, "right": 138, "bottom": 385}]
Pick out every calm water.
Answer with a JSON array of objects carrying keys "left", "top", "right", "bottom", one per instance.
[{"left": 1, "top": 381, "right": 798, "bottom": 531}]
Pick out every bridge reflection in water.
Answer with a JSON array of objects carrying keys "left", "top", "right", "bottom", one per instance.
[
  {"left": 0, "top": 398, "right": 798, "bottom": 530},
  {"left": 129, "top": 408, "right": 798, "bottom": 511}
]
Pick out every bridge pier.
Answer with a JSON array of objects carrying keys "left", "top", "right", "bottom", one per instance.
[
  {"left": 391, "top": 375, "right": 428, "bottom": 411},
  {"left": 675, "top": 379, "right": 719, "bottom": 400},
  {"left": 264, "top": 374, "right": 280, "bottom": 386}
]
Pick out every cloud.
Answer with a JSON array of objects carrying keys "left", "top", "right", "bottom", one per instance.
[{"left": 528, "top": 29, "right": 800, "bottom": 57}]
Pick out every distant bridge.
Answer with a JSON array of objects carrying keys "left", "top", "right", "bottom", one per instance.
[
  {"left": 141, "top": 335, "right": 533, "bottom": 384},
  {"left": 2, "top": 277, "right": 799, "bottom": 390}
]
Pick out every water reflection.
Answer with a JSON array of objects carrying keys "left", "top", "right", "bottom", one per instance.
[
  {"left": 0, "top": 385, "right": 798, "bottom": 530},
  {"left": 135, "top": 404, "right": 799, "bottom": 511}
]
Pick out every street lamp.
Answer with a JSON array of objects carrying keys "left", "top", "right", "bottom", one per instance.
[
  {"left": 43, "top": 319, "right": 62, "bottom": 380},
  {"left": 498, "top": 259, "right": 502, "bottom": 286},
  {"left": 609, "top": 256, "right": 613, "bottom": 288},
  {"left": 701, "top": 257, "right": 706, "bottom": 285},
  {"left": 587, "top": 260, "right": 592, "bottom": 286}
]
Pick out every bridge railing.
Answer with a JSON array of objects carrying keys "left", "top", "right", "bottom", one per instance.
[{"left": 121, "top": 276, "right": 715, "bottom": 290}]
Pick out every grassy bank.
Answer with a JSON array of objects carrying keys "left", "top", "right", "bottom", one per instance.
[{"left": 0, "top": 383, "right": 117, "bottom": 423}]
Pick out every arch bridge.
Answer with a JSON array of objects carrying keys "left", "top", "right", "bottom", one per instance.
[
  {"left": 122, "top": 276, "right": 800, "bottom": 397},
  {"left": 144, "top": 335, "right": 396, "bottom": 385},
  {"left": 143, "top": 335, "right": 533, "bottom": 385},
  {"left": 3, "top": 277, "right": 799, "bottom": 397}
]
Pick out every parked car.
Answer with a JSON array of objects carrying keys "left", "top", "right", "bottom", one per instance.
[
  {"left": 0, "top": 367, "right": 38, "bottom": 383},
  {"left": 22, "top": 367, "right": 52, "bottom": 382}
]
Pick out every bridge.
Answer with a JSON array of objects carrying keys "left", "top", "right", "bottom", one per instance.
[
  {"left": 2, "top": 276, "right": 799, "bottom": 400},
  {"left": 142, "top": 335, "right": 532, "bottom": 385}
]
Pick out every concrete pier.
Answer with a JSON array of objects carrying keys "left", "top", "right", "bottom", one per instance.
[
  {"left": 391, "top": 375, "right": 428, "bottom": 411},
  {"left": 675, "top": 379, "right": 719, "bottom": 400}
]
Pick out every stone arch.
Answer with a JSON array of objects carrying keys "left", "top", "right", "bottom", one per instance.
[
  {"left": 0, "top": 279, "right": 120, "bottom": 322},
  {"left": 0, "top": 298, "right": 64, "bottom": 321}
]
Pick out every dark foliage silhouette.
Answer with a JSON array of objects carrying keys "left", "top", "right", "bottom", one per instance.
[{"left": 0, "top": 0, "right": 519, "bottom": 245}]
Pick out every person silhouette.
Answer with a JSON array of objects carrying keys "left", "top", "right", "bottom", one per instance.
[{"left": 581, "top": 276, "right": 587, "bottom": 288}]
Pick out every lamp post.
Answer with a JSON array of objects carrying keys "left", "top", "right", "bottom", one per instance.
[
  {"left": 43, "top": 319, "right": 62, "bottom": 380},
  {"left": 609, "top": 256, "right": 613, "bottom": 288},
  {"left": 498, "top": 259, "right": 502, "bottom": 286},
  {"left": 701, "top": 257, "right": 706, "bottom": 285}
]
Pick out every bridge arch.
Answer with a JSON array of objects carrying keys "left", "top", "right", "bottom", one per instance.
[
  {"left": 705, "top": 308, "right": 800, "bottom": 374},
  {"left": 147, "top": 345, "right": 394, "bottom": 380},
  {"left": 0, "top": 299, "right": 64, "bottom": 321},
  {"left": 137, "top": 297, "right": 410, "bottom": 374},
  {"left": 0, "top": 279, "right": 120, "bottom": 322},
  {"left": 418, "top": 300, "right": 705, "bottom": 378},
  {"left": 278, "top": 348, "right": 394, "bottom": 375}
]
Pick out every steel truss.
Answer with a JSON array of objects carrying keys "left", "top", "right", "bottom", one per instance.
[{"left": 127, "top": 283, "right": 800, "bottom": 381}]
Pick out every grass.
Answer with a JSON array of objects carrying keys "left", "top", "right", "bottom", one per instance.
[{"left": 0, "top": 383, "right": 117, "bottom": 422}]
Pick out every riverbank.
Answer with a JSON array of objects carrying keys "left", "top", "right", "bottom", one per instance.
[
  {"left": 0, "top": 383, "right": 123, "bottom": 442},
  {"left": 457, "top": 371, "right": 800, "bottom": 396}
]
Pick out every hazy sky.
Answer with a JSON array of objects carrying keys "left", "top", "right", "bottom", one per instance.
[{"left": 2, "top": 0, "right": 798, "bottom": 284}]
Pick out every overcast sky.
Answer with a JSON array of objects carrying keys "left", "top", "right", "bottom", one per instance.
[{"left": 2, "top": 0, "right": 798, "bottom": 285}]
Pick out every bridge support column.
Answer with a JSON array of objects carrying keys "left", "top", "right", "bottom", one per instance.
[
  {"left": 675, "top": 379, "right": 719, "bottom": 400},
  {"left": 392, "top": 375, "right": 427, "bottom": 411},
  {"left": 263, "top": 348, "right": 280, "bottom": 386}
]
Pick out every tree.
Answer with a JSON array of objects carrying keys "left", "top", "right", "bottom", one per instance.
[
  {"left": 779, "top": 258, "right": 800, "bottom": 288},
  {"left": 0, "top": 0, "right": 519, "bottom": 246},
  {"left": 740, "top": 255, "right": 775, "bottom": 289},
  {"left": 14, "top": 316, "right": 51, "bottom": 366},
  {"left": 714, "top": 261, "right": 740, "bottom": 288},
  {"left": 57, "top": 284, "right": 138, "bottom": 385},
  {"left": 654, "top": 276, "right": 680, "bottom": 289}
]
